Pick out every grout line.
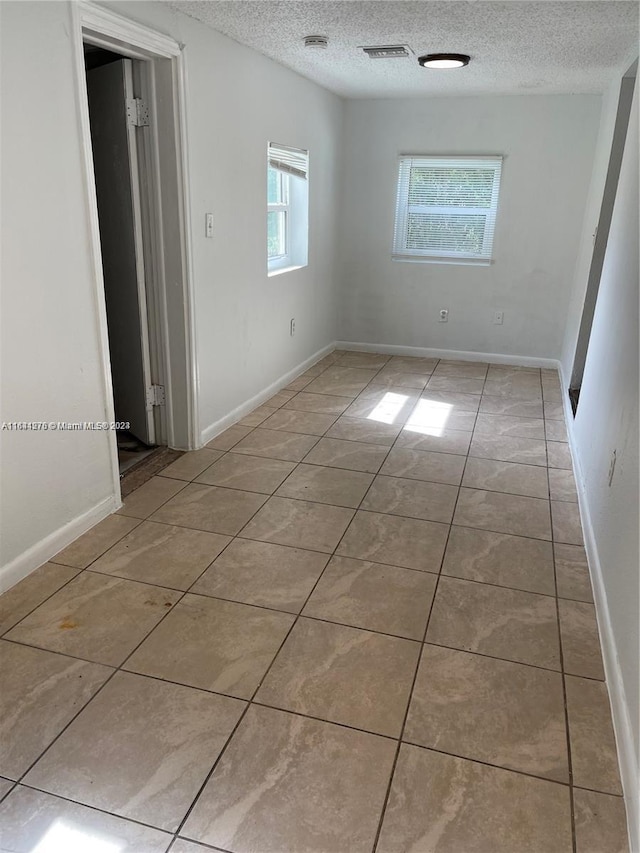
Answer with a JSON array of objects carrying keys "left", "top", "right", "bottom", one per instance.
[
  {"left": 399, "top": 741, "right": 572, "bottom": 788},
  {"left": 0, "top": 568, "right": 86, "bottom": 641},
  {"left": 242, "top": 700, "right": 400, "bottom": 742},
  {"left": 24, "top": 522, "right": 588, "bottom": 604},
  {"left": 53, "top": 490, "right": 565, "bottom": 576},
  {"left": 553, "top": 533, "right": 579, "bottom": 853},
  {"left": 172, "top": 838, "right": 232, "bottom": 853},
  {"left": 200, "top": 424, "right": 554, "bottom": 468},
  {"left": 371, "top": 401, "right": 473, "bottom": 852},
  {"left": 46, "top": 514, "right": 145, "bottom": 569},
  {"left": 14, "top": 781, "right": 178, "bottom": 839},
  {"left": 570, "top": 783, "right": 626, "bottom": 798},
  {"left": 2, "top": 626, "right": 608, "bottom": 691},
  {"left": 0, "top": 779, "right": 16, "bottom": 804}
]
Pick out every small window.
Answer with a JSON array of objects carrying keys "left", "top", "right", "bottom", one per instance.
[
  {"left": 267, "top": 142, "right": 309, "bottom": 274},
  {"left": 392, "top": 155, "right": 503, "bottom": 264},
  {"left": 267, "top": 168, "right": 288, "bottom": 260}
]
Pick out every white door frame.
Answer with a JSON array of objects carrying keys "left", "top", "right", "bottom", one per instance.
[{"left": 71, "top": 1, "right": 200, "bottom": 503}]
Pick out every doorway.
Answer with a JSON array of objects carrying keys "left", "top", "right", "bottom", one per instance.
[
  {"left": 84, "top": 45, "right": 164, "bottom": 474},
  {"left": 569, "top": 61, "right": 637, "bottom": 414},
  {"left": 73, "top": 2, "right": 199, "bottom": 499}
]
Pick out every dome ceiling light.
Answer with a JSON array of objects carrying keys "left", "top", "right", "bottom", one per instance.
[{"left": 418, "top": 53, "right": 470, "bottom": 69}]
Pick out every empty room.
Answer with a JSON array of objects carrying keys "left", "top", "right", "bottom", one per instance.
[{"left": 0, "top": 1, "right": 638, "bottom": 851}]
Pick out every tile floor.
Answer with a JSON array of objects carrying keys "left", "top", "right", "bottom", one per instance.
[{"left": 0, "top": 351, "right": 630, "bottom": 853}]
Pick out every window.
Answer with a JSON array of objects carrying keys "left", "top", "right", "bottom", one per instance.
[
  {"left": 267, "top": 168, "right": 288, "bottom": 260},
  {"left": 392, "top": 155, "right": 503, "bottom": 264},
  {"left": 267, "top": 142, "right": 309, "bottom": 274}
]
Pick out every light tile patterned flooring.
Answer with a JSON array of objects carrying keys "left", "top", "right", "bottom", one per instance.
[{"left": 0, "top": 351, "right": 630, "bottom": 852}]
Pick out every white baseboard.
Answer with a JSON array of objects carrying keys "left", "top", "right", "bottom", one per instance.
[
  {"left": 0, "top": 495, "right": 120, "bottom": 594},
  {"left": 200, "top": 343, "right": 336, "bottom": 446},
  {"left": 335, "top": 340, "right": 559, "bottom": 370},
  {"left": 1, "top": 344, "right": 336, "bottom": 597},
  {"left": 560, "top": 367, "right": 639, "bottom": 853},
  {"left": 201, "top": 340, "right": 561, "bottom": 448}
]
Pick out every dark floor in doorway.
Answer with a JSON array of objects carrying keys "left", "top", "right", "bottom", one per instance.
[{"left": 120, "top": 446, "right": 183, "bottom": 496}]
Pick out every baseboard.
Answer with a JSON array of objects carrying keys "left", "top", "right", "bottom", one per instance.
[
  {"left": 200, "top": 343, "right": 336, "bottom": 446},
  {"left": 335, "top": 340, "right": 559, "bottom": 370},
  {"left": 201, "top": 341, "right": 561, "bottom": 448},
  {"left": 0, "top": 495, "right": 120, "bottom": 594},
  {"left": 1, "top": 342, "right": 333, "bottom": 595},
  {"left": 560, "top": 366, "right": 639, "bottom": 852}
]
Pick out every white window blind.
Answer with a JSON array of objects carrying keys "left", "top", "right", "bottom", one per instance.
[
  {"left": 268, "top": 142, "right": 309, "bottom": 180},
  {"left": 392, "top": 155, "right": 503, "bottom": 263}
]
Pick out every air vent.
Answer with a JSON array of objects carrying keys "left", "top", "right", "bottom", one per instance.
[
  {"left": 304, "top": 35, "right": 328, "bottom": 49},
  {"left": 362, "top": 45, "right": 411, "bottom": 59}
]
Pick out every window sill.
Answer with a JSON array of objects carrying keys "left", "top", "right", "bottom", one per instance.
[
  {"left": 392, "top": 255, "right": 492, "bottom": 267},
  {"left": 268, "top": 264, "right": 306, "bottom": 278}
]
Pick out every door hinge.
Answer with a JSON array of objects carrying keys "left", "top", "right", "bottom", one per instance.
[
  {"left": 127, "top": 98, "right": 150, "bottom": 127},
  {"left": 147, "top": 385, "right": 166, "bottom": 407}
]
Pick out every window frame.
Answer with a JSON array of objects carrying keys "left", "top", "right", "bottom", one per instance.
[
  {"left": 392, "top": 155, "right": 503, "bottom": 265},
  {"left": 267, "top": 168, "right": 290, "bottom": 263},
  {"left": 267, "top": 142, "right": 309, "bottom": 276}
]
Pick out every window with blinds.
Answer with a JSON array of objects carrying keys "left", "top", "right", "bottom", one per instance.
[
  {"left": 268, "top": 143, "right": 309, "bottom": 181},
  {"left": 392, "top": 156, "right": 503, "bottom": 263},
  {"left": 268, "top": 142, "right": 309, "bottom": 274}
]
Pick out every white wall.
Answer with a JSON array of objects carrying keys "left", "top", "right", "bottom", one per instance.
[
  {"left": 1, "top": 1, "right": 117, "bottom": 580},
  {"left": 0, "top": 0, "right": 343, "bottom": 581},
  {"left": 569, "top": 80, "right": 639, "bottom": 848},
  {"left": 101, "top": 1, "right": 344, "bottom": 434},
  {"left": 338, "top": 95, "right": 601, "bottom": 359}
]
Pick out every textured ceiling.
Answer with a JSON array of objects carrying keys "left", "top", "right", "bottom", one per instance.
[{"left": 169, "top": 0, "right": 638, "bottom": 98}]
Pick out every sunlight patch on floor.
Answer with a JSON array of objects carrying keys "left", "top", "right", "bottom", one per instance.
[
  {"left": 366, "top": 392, "right": 410, "bottom": 424},
  {"left": 32, "top": 821, "right": 123, "bottom": 853},
  {"left": 404, "top": 399, "right": 453, "bottom": 436}
]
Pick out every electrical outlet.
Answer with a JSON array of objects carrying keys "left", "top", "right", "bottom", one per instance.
[
  {"left": 439, "top": 309, "right": 449, "bottom": 323},
  {"left": 205, "top": 213, "right": 214, "bottom": 238},
  {"left": 493, "top": 311, "right": 504, "bottom": 325},
  {"left": 290, "top": 318, "right": 296, "bottom": 336}
]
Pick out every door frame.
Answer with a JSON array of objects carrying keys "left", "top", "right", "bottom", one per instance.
[{"left": 71, "top": 1, "right": 200, "bottom": 502}]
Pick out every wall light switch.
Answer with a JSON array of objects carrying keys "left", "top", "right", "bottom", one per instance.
[
  {"left": 493, "top": 311, "right": 504, "bottom": 325},
  {"left": 205, "top": 213, "right": 214, "bottom": 238}
]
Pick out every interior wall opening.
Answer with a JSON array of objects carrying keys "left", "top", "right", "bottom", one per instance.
[{"left": 569, "top": 60, "right": 637, "bottom": 414}]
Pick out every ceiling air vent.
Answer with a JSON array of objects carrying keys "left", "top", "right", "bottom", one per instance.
[
  {"left": 304, "top": 35, "right": 329, "bottom": 49},
  {"left": 362, "top": 45, "right": 411, "bottom": 59}
]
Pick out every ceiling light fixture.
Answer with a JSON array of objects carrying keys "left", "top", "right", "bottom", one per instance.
[{"left": 418, "top": 53, "right": 470, "bottom": 69}]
